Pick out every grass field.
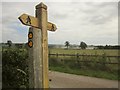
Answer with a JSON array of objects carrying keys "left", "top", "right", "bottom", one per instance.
[
  {"left": 49, "top": 48, "right": 119, "bottom": 80},
  {"left": 49, "top": 48, "right": 119, "bottom": 56}
]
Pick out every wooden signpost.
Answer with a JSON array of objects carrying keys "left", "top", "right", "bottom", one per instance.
[
  {"left": 18, "top": 2, "right": 57, "bottom": 88},
  {"left": 19, "top": 14, "right": 57, "bottom": 31}
]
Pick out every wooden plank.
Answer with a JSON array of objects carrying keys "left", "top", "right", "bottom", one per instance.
[
  {"left": 49, "top": 53, "right": 120, "bottom": 58},
  {"left": 47, "top": 22, "right": 57, "bottom": 31},
  {"left": 18, "top": 14, "right": 38, "bottom": 28},
  {"left": 18, "top": 13, "right": 57, "bottom": 31}
]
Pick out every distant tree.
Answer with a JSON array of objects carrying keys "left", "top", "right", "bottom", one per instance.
[
  {"left": 65, "top": 41, "right": 70, "bottom": 49},
  {"left": 79, "top": 41, "right": 87, "bottom": 49},
  {"left": 105, "top": 45, "right": 108, "bottom": 49},
  {"left": 7, "top": 40, "right": 12, "bottom": 47}
]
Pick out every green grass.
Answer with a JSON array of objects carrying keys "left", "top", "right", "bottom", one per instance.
[
  {"left": 49, "top": 48, "right": 119, "bottom": 56},
  {"left": 50, "top": 66, "right": 119, "bottom": 80},
  {"left": 49, "top": 48, "right": 119, "bottom": 80}
]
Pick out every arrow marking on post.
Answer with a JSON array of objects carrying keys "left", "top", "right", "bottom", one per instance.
[
  {"left": 26, "top": 16, "right": 31, "bottom": 24},
  {"left": 18, "top": 13, "right": 57, "bottom": 31}
]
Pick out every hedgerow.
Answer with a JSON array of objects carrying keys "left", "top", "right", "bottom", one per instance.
[{"left": 2, "top": 48, "right": 29, "bottom": 88}]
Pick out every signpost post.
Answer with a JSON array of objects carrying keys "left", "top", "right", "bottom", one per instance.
[{"left": 18, "top": 2, "right": 57, "bottom": 88}]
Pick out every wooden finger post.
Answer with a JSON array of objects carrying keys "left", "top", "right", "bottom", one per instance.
[{"left": 18, "top": 2, "right": 57, "bottom": 89}]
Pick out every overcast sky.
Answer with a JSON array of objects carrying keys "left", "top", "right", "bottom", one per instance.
[{"left": 1, "top": 0, "right": 119, "bottom": 45}]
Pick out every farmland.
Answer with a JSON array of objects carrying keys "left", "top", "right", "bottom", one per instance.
[
  {"left": 49, "top": 48, "right": 119, "bottom": 56},
  {"left": 49, "top": 48, "right": 119, "bottom": 80},
  {"left": 2, "top": 47, "right": 119, "bottom": 88}
]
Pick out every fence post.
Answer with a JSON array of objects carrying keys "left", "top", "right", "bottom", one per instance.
[{"left": 56, "top": 53, "right": 58, "bottom": 57}]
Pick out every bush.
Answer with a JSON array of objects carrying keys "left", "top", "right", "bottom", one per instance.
[{"left": 2, "top": 48, "right": 29, "bottom": 88}]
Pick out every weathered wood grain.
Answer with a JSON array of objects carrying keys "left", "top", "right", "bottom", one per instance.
[{"left": 36, "top": 2, "right": 49, "bottom": 88}]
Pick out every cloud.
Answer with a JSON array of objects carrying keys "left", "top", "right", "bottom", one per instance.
[
  {"left": 2, "top": 2, "right": 118, "bottom": 45},
  {"left": 47, "top": 2, "right": 118, "bottom": 45},
  {"left": 2, "top": 26, "right": 28, "bottom": 43},
  {"left": 0, "top": 2, "right": 2, "bottom": 43},
  {"left": 2, "top": 2, "right": 38, "bottom": 43}
]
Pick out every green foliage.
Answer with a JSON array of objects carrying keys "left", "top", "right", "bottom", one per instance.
[
  {"left": 2, "top": 48, "right": 29, "bottom": 88},
  {"left": 50, "top": 66, "right": 118, "bottom": 80},
  {"left": 80, "top": 41, "right": 87, "bottom": 49},
  {"left": 65, "top": 41, "right": 70, "bottom": 49},
  {"left": 7, "top": 40, "right": 12, "bottom": 47}
]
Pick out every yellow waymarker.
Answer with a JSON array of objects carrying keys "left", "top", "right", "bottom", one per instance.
[
  {"left": 28, "top": 40, "right": 33, "bottom": 48},
  {"left": 28, "top": 32, "right": 33, "bottom": 39}
]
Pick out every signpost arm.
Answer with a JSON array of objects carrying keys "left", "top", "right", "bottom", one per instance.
[{"left": 36, "top": 2, "right": 49, "bottom": 88}]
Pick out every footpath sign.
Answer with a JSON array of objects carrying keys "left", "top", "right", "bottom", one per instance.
[
  {"left": 18, "top": 2, "right": 57, "bottom": 88},
  {"left": 19, "top": 14, "right": 57, "bottom": 31}
]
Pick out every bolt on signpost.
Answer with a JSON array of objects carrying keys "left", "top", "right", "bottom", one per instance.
[{"left": 18, "top": 2, "right": 57, "bottom": 88}]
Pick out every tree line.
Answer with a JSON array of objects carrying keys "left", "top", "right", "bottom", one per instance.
[
  {"left": 2, "top": 40, "right": 120, "bottom": 50},
  {"left": 65, "top": 41, "right": 120, "bottom": 50},
  {"left": 65, "top": 41, "right": 87, "bottom": 49},
  {"left": 96, "top": 45, "right": 120, "bottom": 49}
]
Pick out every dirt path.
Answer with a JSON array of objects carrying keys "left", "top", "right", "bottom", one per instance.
[{"left": 49, "top": 71, "right": 118, "bottom": 88}]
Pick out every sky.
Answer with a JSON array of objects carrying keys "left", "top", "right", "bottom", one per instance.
[{"left": 1, "top": 0, "right": 119, "bottom": 45}]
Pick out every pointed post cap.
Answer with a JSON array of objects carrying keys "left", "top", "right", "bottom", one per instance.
[{"left": 36, "top": 2, "right": 47, "bottom": 10}]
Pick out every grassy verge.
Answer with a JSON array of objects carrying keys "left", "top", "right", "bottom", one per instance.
[
  {"left": 49, "top": 54, "right": 120, "bottom": 80},
  {"left": 49, "top": 66, "right": 119, "bottom": 80}
]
